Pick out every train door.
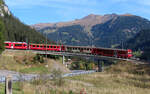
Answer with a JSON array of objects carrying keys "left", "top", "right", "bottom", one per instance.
[
  {"left": 114, "top": 50, "right": 117, "bottom": 57},
  {"left": 11, "top": 43, "right": 13, "bottom": 49}
]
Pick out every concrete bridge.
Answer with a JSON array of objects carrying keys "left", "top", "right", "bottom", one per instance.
[
  {"left": 6, "top": 49, "right": 131, "bottom": 72},
  {"left": 32, "top": 50, "right": 131, "bottom": 72}
]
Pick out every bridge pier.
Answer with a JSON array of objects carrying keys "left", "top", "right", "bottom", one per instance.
[
  {"left": 97, "top": 60, "right": 104, "bottom": 72},
  {"left": 62, "top": 55, "right": 65, "bottom": 65}
]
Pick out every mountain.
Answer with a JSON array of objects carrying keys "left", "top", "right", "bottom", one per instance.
[
  {"left": 0, "top": 0, "right": 49, "bottom": 44},
  {"left": 92, "top": 14, "right": 150, "bottom": 47},
  {"left": 32, "top": 13, "right": 150, "bottom": 47}
]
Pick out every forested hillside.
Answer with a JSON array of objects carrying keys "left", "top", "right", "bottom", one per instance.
[
  {"left": 0, "top": 18, "right": 5, "bottom": 54},
  {"left": 124, "top": 29, "right": 150, "bottom": 60},
  {"left": 91, "top": 15, "right": 150, "bottom": 47},
  {"left": 47, "top": 25, "right": 90, "bottom": 45},
  {"left": 2, "top": 14, "right": 47, "bottom": 43}
]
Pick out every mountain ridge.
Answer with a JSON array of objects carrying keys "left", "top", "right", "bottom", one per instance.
[
  {"left": 32, "top": 13, "right": 150, "bottom": 47},
  {"left": 32, "top": 13, "right": 134, "bottom": 30}
]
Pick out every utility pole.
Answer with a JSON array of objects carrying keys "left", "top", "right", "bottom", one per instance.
[
  {"left": 57, "top": 31, "right": 59, "bottom": 45},
  {"left": 5, "top": 75, "right": 12, "bottom": 94},
  {"left": 121, "top": 40, "right": 124, "bottom": 49},
  {"left": 45, "top": 33, "right": 47, "bottom": 59}
]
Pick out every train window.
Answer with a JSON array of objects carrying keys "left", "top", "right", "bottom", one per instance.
[
  {"left": 15, "top": 44, "right": 22, "bottom": 46},
  {"left": 32, "top": 45, "right": 36, "bottom": 47},
  {"left": 51, "top": 46, "right": 53, "bottom": 48},
  {"left": 5, "top": 43, "right": 9, "bottom": 46},
  {"left": 37, "top": 45, "right": 39, "bottom": 47}
]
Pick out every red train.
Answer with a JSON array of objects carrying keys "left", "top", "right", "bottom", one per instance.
[{"left": 4, "top": 41, "right": 132, "bottom": 59}]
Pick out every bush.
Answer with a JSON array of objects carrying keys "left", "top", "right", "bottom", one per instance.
[
  {"left": 33, "top": 54, "right": 45, "bottom": 63},
  {"left": 70, "top": 60, "right": 95, "bottom": 70},
  {"left": 51, "top": 69, "right": 65, "bottom": 86}
]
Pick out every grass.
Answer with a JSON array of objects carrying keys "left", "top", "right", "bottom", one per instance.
[
  {"left": 1, "top": 73, "right": 150, "bottom": 94},
  {"left": 19, "top": 66, "right": 49, "bottom": 73},
  {"left": 1, "top": 61, "right": 150, "bottom": 94}
]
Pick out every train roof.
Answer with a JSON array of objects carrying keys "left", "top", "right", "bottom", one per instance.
[
  {"left": 29, "top": 43, "right": 130, "bottom": 51},
  {"left": 29, "top": 43, "right": 60, "bottom": 46},
  {"left": 64, "top": 45, "right": 130, "bottom": 51},
  {"left": 4, "top": 41, "right": 27, "bottom": 44}
]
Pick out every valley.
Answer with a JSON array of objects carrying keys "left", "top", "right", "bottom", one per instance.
[{"left": 0, "top": 0, "right": 150, "bottom": 94}]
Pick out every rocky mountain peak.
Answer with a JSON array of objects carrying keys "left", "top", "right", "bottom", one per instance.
[
  {"left": 0, "top": 0, "right": 11, "bottom": 17},
  {"left": 82, "top": 14, "right": 102, "bottom": 20},
  {"left": 120, "top": 13, "right": 134, "bottom": 16}
]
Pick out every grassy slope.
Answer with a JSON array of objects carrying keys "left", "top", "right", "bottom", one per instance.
[{"left": 0, "top": 50, "right": 70, "bottom": 74}]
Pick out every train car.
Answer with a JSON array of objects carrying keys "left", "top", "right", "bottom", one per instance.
[
  {"left": 64, "top": 45, "right": 92, "bottom": 54},
  {"left": 4, "top": 41, "right": 27, "bottom": 50},
  {"left": 12, "top": 42, "right": 27, "bottom": 50},
  {"left": 29, "top": 44, "right": 62, "bottom": 51},
  {"left": 92, "top": 47, "right": 132, "bottom": 59},
  {"left": 117, "top": 49, "right": 132, "bottom": 58},
  {"left": 4, "top": 41, "right": 12, "bottom": 49},
  {"left": 92, "top": 48, "right": 114, "bottom": 57}
]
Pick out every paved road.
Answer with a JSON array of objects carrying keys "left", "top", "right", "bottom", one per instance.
[{"left": 0, "top": 70, "right": 95, "bottom": 82}]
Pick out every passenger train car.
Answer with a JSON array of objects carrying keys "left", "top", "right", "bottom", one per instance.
[
  {"left": 5, "top": 41, "right": 27, "bottom": 50},
  {"left": 4, "top": 41, "right": 132, "bottom": 59},
  {"left": 29, "top": 43, "right": 62, "bottom": 51}
]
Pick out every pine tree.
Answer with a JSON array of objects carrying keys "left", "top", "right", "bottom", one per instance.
[{"left": 0, "top": 19, "right": 5, "bottom": 54}]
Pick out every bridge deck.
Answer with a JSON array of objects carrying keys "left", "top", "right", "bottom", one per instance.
[{"left": 6, "top": 49, "right": 132, "bottom": 61}]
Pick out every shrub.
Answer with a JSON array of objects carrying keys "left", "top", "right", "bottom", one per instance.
[
  {"left": 33, "top": 54, "right": 44, "bottom": 63},
  {"left": 51, "top": 69, "right": 65, "bottom": 86}
]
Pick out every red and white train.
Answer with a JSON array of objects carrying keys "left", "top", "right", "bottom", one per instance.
[{"left": 4, "top": 41, "right": 132, "bottom": 59}]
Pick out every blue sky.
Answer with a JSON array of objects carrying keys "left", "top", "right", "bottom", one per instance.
[{"left": 5, "top": 0, "right": 150, "bottom": 25}]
